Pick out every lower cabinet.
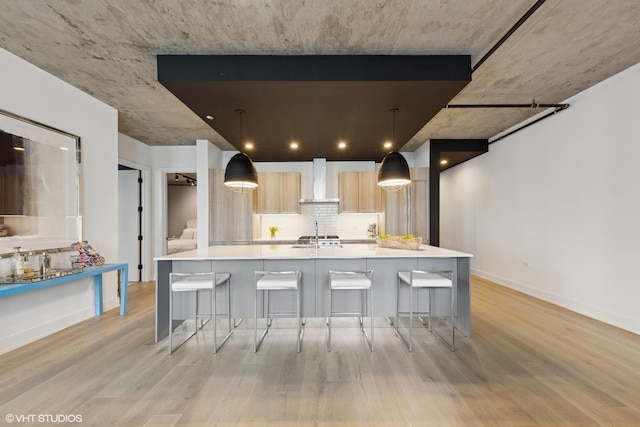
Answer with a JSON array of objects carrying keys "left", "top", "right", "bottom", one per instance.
[{"left": 210, "top": 169, "right": 253, "bottom": 244}]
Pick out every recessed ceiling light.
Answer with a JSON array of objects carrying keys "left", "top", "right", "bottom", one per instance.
[
  {"left": 440, "top": 159, "right": 448, "bottom": 165},
  {"left": 205, "top": 115, "right": 214, "bottom": 120},
  {"left": 338, "top": 141, "right": 347, "bottom": 149},
  {"left": 290, "top": 141, "right": 299, "bottom": 149},
  {"left": 383, "top": 141, "right": 392, "bottom": 149},
  {"left": 13, "top": 146, "right": 25, "bottom": 151},
  {"left": 244, "top": 142, "right": 254, "bottom": 150}
]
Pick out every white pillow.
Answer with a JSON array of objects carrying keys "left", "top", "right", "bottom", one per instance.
[{"left": 179, "top": 228, "right": 197, "bottom": 239}]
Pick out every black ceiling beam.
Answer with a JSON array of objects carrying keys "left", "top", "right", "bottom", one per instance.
[
  {"left": 158, "top": 55, "right": 471, "bottom": 82},
  {"left": 429, "top": 139, "right": 489, "bottom": 247},
  {"left": 157, "top": 55, "right": 472, "bottom": 162}
]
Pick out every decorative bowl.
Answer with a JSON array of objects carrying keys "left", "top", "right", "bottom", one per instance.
[{"left": 376, "top": 236, "right": 422, "bottom": 250}]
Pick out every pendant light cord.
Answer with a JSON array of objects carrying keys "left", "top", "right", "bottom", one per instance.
[
  {"left": 236, "top": 108, "right": 245, "bottom": 147},
  {"left": 390, "top": 108, "right": 398, "bottom": 146}
]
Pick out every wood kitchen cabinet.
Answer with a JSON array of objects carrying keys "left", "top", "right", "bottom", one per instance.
[
  {"left": 384, "top": 167, "right": 429, "bottom": 243},
  {"left": 253, "top": 172, "right": 301, "bottom": 214},
  {"left": 210, "top": 169, "right": 253, "bottom": 243},
  {"left": 338, "top": 171, "right": 383, "bottom": 213}
]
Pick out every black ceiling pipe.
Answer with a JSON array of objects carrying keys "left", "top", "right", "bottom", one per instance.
[
  {"left": 446, "top": 103, "right": 569, "bottom": 109},
  {"left": 489, "top": 104, "right": 569, "bottom": 144},
  {"left": 429, "top": 139, "right": 489, "bottom": 247},
  {"left": 472, "top": 0, "right": 547, "bottom": 73}
]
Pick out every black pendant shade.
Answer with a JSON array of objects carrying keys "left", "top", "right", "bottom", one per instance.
[
  {"left": 224, "top": 152, "right": 258, "bottom": 193},
  {"left": 377, "top": 151, "right": 411, "bottom": 191}
]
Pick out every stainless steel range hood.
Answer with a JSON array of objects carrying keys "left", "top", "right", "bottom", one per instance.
[{"left": 299, "top": 158, "right": 339, "bottom": 204}]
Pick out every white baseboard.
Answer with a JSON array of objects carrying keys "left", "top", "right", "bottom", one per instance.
[
  {"left": 472, "top": 268, "right": 640, "bottom": 335},
  {"left": 0, "top": 307, "right": 95, "bottom": 356}
]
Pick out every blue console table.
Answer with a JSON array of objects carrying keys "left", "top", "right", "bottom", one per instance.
[{"left": 0, "top": 263, "right": 128, "bottom": 315}]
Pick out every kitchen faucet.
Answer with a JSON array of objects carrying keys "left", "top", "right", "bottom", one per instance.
[{"left": 315, "top": 220, "right": 319, "bottom": 248}]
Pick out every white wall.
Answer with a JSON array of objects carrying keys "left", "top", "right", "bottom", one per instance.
[
  {"left": 0, "top": 47, "right": 119, "bottom": 353},
  {"left": 440, "top": 61, "right": 640, "bottom": 334}
]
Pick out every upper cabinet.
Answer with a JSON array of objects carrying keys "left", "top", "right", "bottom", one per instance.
[
  {"left": 338, "top": 171, "right": 383, "bottom": 213},
  {"left": 384, "top": 167, "right": 429, "bottom": 243},
  {"left": 254, "top": 172, "right": 301, "bottom": 214},
  {"left": 210, "top": 169, "right": 253, "bottom": 244}
]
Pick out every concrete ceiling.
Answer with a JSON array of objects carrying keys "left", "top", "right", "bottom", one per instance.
[{"left": 1, "top": 0, "right": 639, "bottom": 161}]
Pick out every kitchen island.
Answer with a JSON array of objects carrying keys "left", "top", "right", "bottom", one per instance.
[{"left": 154, "top": 243, "right": 473, "bottom": 342}]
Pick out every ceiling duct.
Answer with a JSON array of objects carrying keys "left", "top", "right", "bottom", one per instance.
[{"left": 300, "top": 158, "right": 339, "bottom": 204}]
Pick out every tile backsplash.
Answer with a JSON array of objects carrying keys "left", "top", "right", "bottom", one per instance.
[{"left": 256, "top": 204, "right": 381, "bottom": 240}]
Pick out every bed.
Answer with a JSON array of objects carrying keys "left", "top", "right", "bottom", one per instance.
[{"left": 167, "top": 219, "right": 197, "bottom": 254}]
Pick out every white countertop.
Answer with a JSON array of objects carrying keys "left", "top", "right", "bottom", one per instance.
[{"left": 155, "top": 243, "right": 473, "bottom": 261}]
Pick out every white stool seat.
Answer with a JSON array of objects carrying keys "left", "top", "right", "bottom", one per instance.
[
  {"left": 171, "top": 273, "right": 231, "bottom": 291},
  {"left": 398, "top": 271, "right": 452, "bottom": 288},
  {"left": 327, "top": 270, "right": 374, "bottom": 352},
  {"left": 329, "top": 272, "right": 372, "bottom": 289},
  {"left": 256, "top": 273, "right": 299, "bottom": 290}
]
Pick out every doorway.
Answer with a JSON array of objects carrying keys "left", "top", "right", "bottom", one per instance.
[
  {"left": 118, "top": 165, "right": 142, "bottom": 282},
  {"left": 166, "top": 172, "right": 197, "bottom": 254}
]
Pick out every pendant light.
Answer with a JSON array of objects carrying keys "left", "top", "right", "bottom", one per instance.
[
  {"left": 224, "top": 109, "right": 258, "bottom": 193},
  {"left": 378, "top": 108, "right": 411, "bottom": 191}
]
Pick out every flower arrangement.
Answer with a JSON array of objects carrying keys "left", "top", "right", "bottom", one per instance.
[
  {"left": 269, "top": 226, "right": 279, "bottom": 239},
  {"left": 70, "top": 240, "right": 105, "bottom": 268}
]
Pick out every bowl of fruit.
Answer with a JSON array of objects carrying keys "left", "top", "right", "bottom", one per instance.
[{"left": 376, "top": 234, "right": 422, "bottom": 250}]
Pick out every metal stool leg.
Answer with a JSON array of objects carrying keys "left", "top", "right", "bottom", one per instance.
[
  {"left": 328, "top": 271, "right": 373, "bottom": 352},
  {"left": 426, "top": 285, "right": 456, "bottom": 351},
  {"left": 297, "top": 276, "right": 302, "bottom": 353},
  {"left": 328, "top": 287, "right": 332, "bottom": 352},
  {"left": 213, "top": 274, "right": 234, "bottom": 354},
  {"left": 409, "top": 276, "right": 414, "bottom": 352},
  {"left": 254, "top": 271, "right": 302, "bottom": 353},
  {"left": 396, "top": 270, "right": 455, "bottom": 352}
]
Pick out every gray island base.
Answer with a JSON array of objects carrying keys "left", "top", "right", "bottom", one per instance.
[{"left": 154, "top": 244, "right": 473, "bottom": 343}]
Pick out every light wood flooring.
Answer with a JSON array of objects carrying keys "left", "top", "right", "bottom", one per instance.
[{"left": 1, "top": 277, "right": 639, "bottom": 426}]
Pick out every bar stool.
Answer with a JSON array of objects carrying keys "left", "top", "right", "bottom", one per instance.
[
  {"left": 254, "top": 270, "right": 303, "bottom": 353},
  {"left": 396, "top": 270, "right": 455, "bottom": 351},
  {"left": 328, "top": 270, "right": 374, "bottom": 352},
  {"left": 169, "top": 272, "right": 236, "bottom": 354}
]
